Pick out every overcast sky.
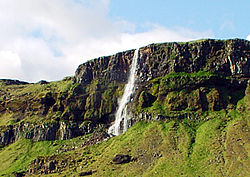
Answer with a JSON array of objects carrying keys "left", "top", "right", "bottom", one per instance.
[{"left": 0, "top": 0, "right": 249, "bottom": 82}]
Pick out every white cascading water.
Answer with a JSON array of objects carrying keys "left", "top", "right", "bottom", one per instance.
[{"left": 108, "top": 49, "right": 139, "bottom": 136}]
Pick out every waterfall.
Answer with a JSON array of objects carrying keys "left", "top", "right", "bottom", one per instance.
[{"left": 108, "top": 49, "right": 139, "bottom": 136}]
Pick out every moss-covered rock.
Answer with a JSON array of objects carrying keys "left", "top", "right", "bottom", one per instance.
[
  {"left": 138, "top": 91, "right": 156, "bottom": 108},
  {"left": 0, "top": 39, "right": 249, "bottom": 176},
  {"left": 0, "top": 39, "right": 249, "bottom": 147}
]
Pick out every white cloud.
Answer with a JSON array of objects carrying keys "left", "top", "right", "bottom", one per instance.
[
  {"left": 0, "top": 50, "right": 22, "bottom": 79},
  {"left": 0, "top": 0, "right": 213, "bottom": 82},
  {"left": 247, "top": 34, "right": 250, "bottom": 41}
]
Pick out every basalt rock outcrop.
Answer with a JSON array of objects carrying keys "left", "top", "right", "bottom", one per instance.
[
  {"left": 74, "top": 39, "right": 249, "bottom": 85},
  {"left": 0, "top": 39, "right": 249, "bottom": 146},
  {"left": 73, "top": 50, "right": 135, "bottom": 85},
  {"left": 0, "top": 121, "right": 99, "bottom": 146},
  {"left": 137, "top": 39, "right": 249, "bottom": 82},
  {"left": 73, "top": 38, "right": 249, "bottom": 125}
]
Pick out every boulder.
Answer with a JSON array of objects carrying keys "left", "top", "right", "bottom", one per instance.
[
  {"left": 13, "top": 172, "right": 25, "bottom": 177},
  {"left": 79, "top": 170, "right": 93, "bottom": 176},
  {"left": 48, "top": 161, "right": 56, "bottom": 171},
  {"left": 112, "top": 154, "right": 131, "bottom": 164}
]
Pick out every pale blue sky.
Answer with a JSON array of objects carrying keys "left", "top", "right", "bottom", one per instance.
[{"left": 109, "top": 0, "right": 250, "bottom": 39}]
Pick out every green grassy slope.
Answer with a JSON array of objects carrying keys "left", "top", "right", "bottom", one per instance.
[
  {"left": 0, "top": 77, "right": 73, "bottom": 126},
  {"left": 0, "top": 73, "right": 249, "bottom": 177},
  {"left": 0, "top": 134, "right": 92, "bottom": 176},
  {"left": 0, "top": 39, "right": 249, "bottom": 176},
  {"left": 0, "top": 103, "right": 248, "bottom": 176}
]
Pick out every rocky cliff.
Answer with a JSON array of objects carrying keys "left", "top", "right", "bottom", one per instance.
[
  {"left": 0, "top": 39, "right": 249, "bottom": 147},
  {"left": 74, "top": 39, "right": 249, "bottom": 84},
  {"left": 73, "top": 38, "right": 249, "bottom": 124},
  {"left": 0, "top": 38, "right": 249, "bottom": 177}
]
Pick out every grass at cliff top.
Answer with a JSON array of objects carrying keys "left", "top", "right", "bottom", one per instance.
[
  {"left": 0, "top": 77, "right": 73, "bottom": 99},
  {"left": 0, "top": 77, "right": 74, "bottom": 126},
  {"left": 0, "top": 109, "right": 248, "bottom": 176}
]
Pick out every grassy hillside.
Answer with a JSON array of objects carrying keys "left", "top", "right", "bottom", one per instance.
[
  {"left": 0, "top": 77, "right": 73, "bottom": 126},
  {"left": 0, "top": 73, "right": 249, "bottom": 177},
  {"left": 0, "top": 112, "right": 248, "bottom": 176},
  {"left": 0, "top": 39, "right": 249, "bottom": 176},
  {"left": 0, "top": 86, "right": 249, "bottom": 176}
]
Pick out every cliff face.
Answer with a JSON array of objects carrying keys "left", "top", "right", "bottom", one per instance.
[
  {"left": 74, "top": 39, "right": 249, "bottom": 84},
  {"left": 0, "top": 39, "right": 249, "bottom": 146},
  {"left": 73, "top": 38, "right": 249, "bottom": 122},
  {"left": 137, "top": 39, "right": 249, "bottom": 81},
  {"left": 0, "top": 39, "right": 249, "bottom": 177},
  {"left": 74, "top": 50, "right": 135, "bottom": 84}
]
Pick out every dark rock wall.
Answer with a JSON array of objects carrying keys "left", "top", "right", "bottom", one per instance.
[
  {"left": 72, "top": 38, "right": 249, "bottom": 132},
  {"left": 137, "top": 39, "right": 249, "bottom": 83},
  {"left": 74, "top": 39, "right": 250, "bottom": 85},
  {"left": 0, "top": 121, "right": 102, "bottom": 146},
  {"left": 73, "top": 50, "right": 135, "bottom": 85},
  {"left": 0, "top": 39, "right": 249, "bottom": 146}
]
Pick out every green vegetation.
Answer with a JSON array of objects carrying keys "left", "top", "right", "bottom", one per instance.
[
  {"left": 151, "top": 71, "right": 220, "bottom": 87},
  {"left": 0, "top": 70, "right": 248, "bottom": 176},
  {"left": 0, "top": 80, "right": 248, "bottom": 176},
  {"left": 0, "top": 75, "right": 123, "bottom": 125},
  {"left": 135, "top": 71, "right": 240, "bottom": 118},
  {"left": 0, "top": 108, "right": 248, "bottom": 176},
  {"left": 0, "top": 39, "right": 249, "bottom": 176},
  {"left": 83, "top": 78, "right": 125, "bottom": 121},
  {"left": 0, "top": 134, "right": 92, "bottom": 176},
  {"left": 0, "top": 139, "right": 57, "bottom": 176},
  {"left": 0, "top": 78, "right": 74, "bottom": 126}
]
